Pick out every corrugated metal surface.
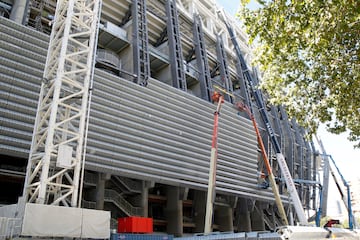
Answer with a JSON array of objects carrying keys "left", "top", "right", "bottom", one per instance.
[
  {"left": 86, "top": 69, "right": 263, "bottom": 198},
  {"left": 0, "top": 17, "right": 47, "bottom": 157},
  {"left": 0, "top": 16, "right": 280, "bottom": 201}
]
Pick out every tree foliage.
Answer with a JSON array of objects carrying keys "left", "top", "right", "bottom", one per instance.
[{"left": 238, "top": 0, "right": 360, "bottom": 147}]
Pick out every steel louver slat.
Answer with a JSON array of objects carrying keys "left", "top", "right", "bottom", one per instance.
[
  {"left": 93, "top": 76, "right": 214, "bottom": 135},
  {"left": 216, "top": 182, "right": 272, "bottom": 198},
  {"left": 0, "top": 66, "right": 42, "bottom": 86},
  {"left": 216, "top": 176, "right": 256, "bottom": 190},
  {"left": 0, "top": 47, "right": 45, "bottom": 69},
  {"left": 219, "top": 135, "right": 257, "bottom": 156},
  {"left": 0, "top": 145, "right": 29, "bottom": 158},
  {"left": 0, "top": 117, "right": 34, "bottom": 132},
  {"left": 96, "top": 69, "right": 213, "bottom": 117},
  {"left": 0, "top": 18, "right": 49, "bottom": 48},
  {"left": 0, "top": 104, "right": 36, "bottom": 121},
  {"left": 0, "top": 82, "right": 39, "bottom": 101},
  {"left": 217, "top": 148, "right": 256, "bottom": 166},
  {"left": 88, "top": 121, "right": 210, "bottom": 163},
  {"left": 89, "top": 114, "right": 210, "bottom": 155},
  {"left": 85, "top": 161, "right": 207, "bottom": 189},
  {"left": 87, "top": 130, "right": 209, "bottom": 170},
  {"left": 0, "top": 125, "right": 32, "bottom": 140},
  {"left": 0, "top": 40, "right": 46, "bottom": 63},
  {"left": 215, "top": 186, "right": 281, "bottom": 202},
  {"left": 0, "top": 135, "right": 30, "bottom": 149},
  {"left": 0, "top": 57, "right": 43, "bottom": 78},
  {"left": 0, "top": 73, "right": 40, "bottom": 92},
  {"left": 85, "top": 146, "right": 209, "bottom": 183},
  {"left": 217, "top": 163, "right": 256, "bottom": 178},
  {"left": 0, "top": 33, "right": 47, "bottom": 56},
  {"left": 90, "top": 94, "right": 212, "bottom": 143},
  {"left": 0, "top": 91, "right": 38, "bottom": 112}
]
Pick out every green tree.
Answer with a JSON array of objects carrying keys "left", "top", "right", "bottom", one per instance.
[{"left": 238, "top": 0, "right": 360, "bottom": 147}]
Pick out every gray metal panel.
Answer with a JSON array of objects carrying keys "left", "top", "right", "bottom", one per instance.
[{"left": 0, "top": 16, "right": 283, "bottom": 202}]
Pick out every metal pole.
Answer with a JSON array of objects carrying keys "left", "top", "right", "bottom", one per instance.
[
  {"left": 236, "top": 102, "right": 288, "bottom": 225},
  {"left": 204, "top": 93, "right": 224, "bottom": 234}
]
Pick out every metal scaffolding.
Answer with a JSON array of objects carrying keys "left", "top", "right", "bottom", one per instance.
[{"left": 24, "top": 0, "right": 101, "bottom": 207}]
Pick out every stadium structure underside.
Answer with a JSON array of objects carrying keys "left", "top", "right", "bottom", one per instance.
[{"left": 0, "top": 0, "right": 317, "bottom": 235}]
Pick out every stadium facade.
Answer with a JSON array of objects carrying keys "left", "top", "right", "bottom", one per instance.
[{"left": 0, "top": 0, "right": 316, "bottom": 235}]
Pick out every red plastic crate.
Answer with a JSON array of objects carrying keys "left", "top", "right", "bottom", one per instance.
[{"left": 118, "top": 217, "right": 153, "bottom": 233}]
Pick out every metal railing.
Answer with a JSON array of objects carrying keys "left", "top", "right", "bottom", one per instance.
[
  {"left": 81, "top": 200, "right": 96, "bottom": 209},
  {"left": 104, "top": 189, "right": 142, "bottom": 216},
  {"left": 114, "top": 176, "right": 142, "bottom": 193}
]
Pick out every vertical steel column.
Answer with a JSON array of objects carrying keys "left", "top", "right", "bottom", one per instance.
[
  {"left": 291, "top": 119, "right": 305, "bottom": 203},
  {"left": 271, "top": 106, "right": 283, "bottom": 151},
  {"left": 234, "top": 62, "right": 250, "bottom": 104},
  {"left": 215, "top": 35, "right": 233, "bottom": 103},
  {"left": 279, "top": 106, "right": 295, "bottom": 176},
  {"left": 310, "top": 140, "right": 318, "bottom": 210},
  {"left": 23, "top": 0, "right": 101, "bottom": 207},
  {"left": 193, "top": 14, "right": 212, "bottom": 101},
  {"left": 132, "top": 0, "right": 150, "bottom": 86},
  {"left": 328, "top": 155, "right": 355, "bottom": 229},
  {"left": 301, "top": 127, "right": 313, "bottom": 208},
  {"left": 166, "top": 0, "right": 187, "bottom": 91},
  {"left": 315, "top": 136, "right": 330, "bottom": 218},
  {"left": 292, "top": 119, "right": 304, "bottom": 178},
  {"left": 270, "top": 106, "right": 284, "bottom": 184}
]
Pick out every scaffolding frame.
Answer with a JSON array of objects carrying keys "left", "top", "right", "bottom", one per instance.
[{"left": 24, "top": 0, "right": 101, "bottom": 207}]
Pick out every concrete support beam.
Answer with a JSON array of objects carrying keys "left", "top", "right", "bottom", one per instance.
[
  {"left": 251, "top": 201, "right": 265, "bottom": 231},
  {"left": 96, "top": 173, "right": 110, "bottom": 210},
  {"left": 9, "top": 0, "right": 27, "bottom": 24},
  {"left": 234, "top": 198, "right": 251, "bottom": 232},
  {"left": 215, "top": 205, "right": 233, "bottom": 232},
  {"left": 141, "top": 181, "right": 151, "bottom": 217},
  {"left": 193, "top": 190, "right": 206, "bottom": 233},
  {"left": 165, "top": 186, "right": 183, "bottom": 237}
]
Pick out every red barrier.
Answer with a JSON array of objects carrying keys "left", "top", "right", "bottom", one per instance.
[{"left": 118, "top": 217, "right": 153, "bottom": 233}]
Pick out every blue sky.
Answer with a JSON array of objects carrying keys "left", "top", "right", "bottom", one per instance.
[{"left": 216, "top": 0, "right": 360, "bottom": 182}]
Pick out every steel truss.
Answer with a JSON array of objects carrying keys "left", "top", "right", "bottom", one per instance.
[
  {"left": 193, "top": 14, "right": 212, "bottom": 101},
  {"left": 132, "top": 0, "right": 150, "bottom": 86},
  {"left": 215, "top": 34, "right": 233, "bottom": 103},
  {"left": 24, "top": 0, "right": 101, "bottom": 207},
  {"left": 166, "top": 0, "right": 187, "bottom": 91}
]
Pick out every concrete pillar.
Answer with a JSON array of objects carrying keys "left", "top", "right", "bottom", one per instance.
[
  {"left": 250, "top": 201, "right": 265, "bottom": 231},
  {"left": 141, "top": 181, "right": 150, "bottom": 217},
  {"left": 96, "top": 173, "right": 110, "bottom": 210},
  {"left": 215, "top": 205, "right": 233, "bottom": 232},
  {"left": 234, "top": 198, "right": 251, "bottom": 232},
  {"left": 10, "top": 0, "right": 28, "bottom": 24},
  {"left": 193, "top": 190, "right": 206, "bottom": 233},
  {"left": 165, "top": 186, "right": 183, "bottom": 237}
]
